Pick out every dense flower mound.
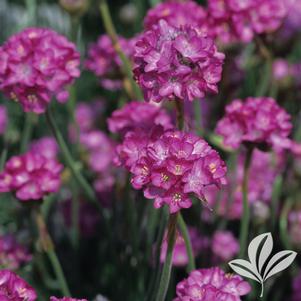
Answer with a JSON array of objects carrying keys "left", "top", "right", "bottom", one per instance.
[
  {"left": 0, "top": 105, "right": 7, "bottom": 135},
  {"left": 0, "top": 149, "right": 63, "bottom": 201},
  {"left": 216, "top": 97, "right": 292, "bottom": 151},
  {"left": 133, "top": 20, "right": 225, "bottom": 103},
  {"left": 0, "top": 270, "right": 37, "bottom": 300},
  {"left": 205, "top": 149, "right": 283, "bottom": 219},
  {"left": 212, "top": 230, "right": 239, "bottom": 261},
  {"left": 50, "top": 297, "right": 87, "bottom": 301},
  {"left": 85, "top": 35, "right": 137, "bottom": 90},
  {"left": 108, "top": 101, "right": 173, "bottom": 135},
  {"left": 117, "top": 127, "right": 227, "bottom": 213},
  {"left": 0, "top": 28, "right": 80, "bottom": 113},
  {"left": 160, "top": 228, "right": 208, "bottom": 267},
  {"left": 206, "top": 0, "right": 287, "bottom": 44},
  {"left": 174, "top": 267, "right": 251, "bottom": 301},
  {"left": 144, "top": 0, "right": 206, "bottom": 30},
  {"left": 0, "top": 234, "right": 32, "bottom": 270}
]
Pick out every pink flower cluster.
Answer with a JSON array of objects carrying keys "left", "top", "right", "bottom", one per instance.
[
  {"left": 205, "top": 149, "right": 283, "bottom": 220},
  {"left": 108, "top": 101, "right": 173, "bottom": 135},
  {"left": 0, "top": 147, "right": 63, "bottom": 201},
  {"left": 160, "top": 228, "right": 208, "bottom": 267},
  {"left": 206, "top": 0, "right": 286, "bottom": 44},
  {"left": 144, "top": 0, "right": 206, "bottom": 30},
  {"left": 133, "top": 20, "right": 225, "bottom": 103},
  {"left": 0, "top": 28, "right": 80, "bottom": 113},
  {"left": 85, "top": 35, "right": 137, "bottom": 90},
  {"left": 50, "top": 297, "right": 87, "bottom": 301},
  {"left": 0, "top": 234, "right": 32, "bottom": 270},
  {"left": 211, "top": 230, "right": 239, "bottom": 262},
  {"left": 73, "top": 102, "right": 116, "bottom": 193},
  {"left": 174, "top": 267, "right": 251, "bottom": 301},
  {"left": 0, "top": 105, "right": 7, "bottom": 135},
  {"left": 216, "top": 97, "right": 292, "bottom": 151},
  {"left": 30, "top": 137, "right": 58, "bottom": 159},
  {"left": 0, "top": 270, "right": 37, "bottom": 301},
  {"left": 117, "top": 127, "right": 227, "bottom": 213}
]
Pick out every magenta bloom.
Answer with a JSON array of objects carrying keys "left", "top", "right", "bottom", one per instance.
[
  {"left": 174, "top": 267, "right": 251, "bottom": 301},
  {"left": 0, "top": 270, "right": 37, "bottom": 300},
  {"left": 133, "top": 20, "right": 225, "bottom": 103},
  {"left": 85, "top": 35, "right": 137, "bottom": 90},
  {"left": 30, "top": 137, "right": 58, "bottom": 159},
  {"left": 144, "top": 0, "right": 206, "bottom": 29},
  {"left": 0, "top": 105, "right": 7, "bottom": 135},
  {"left": 273, "top": 59, "right": 291, "bottom": 81},
  {"left": 216, "top": 97, "right": 292, "bottom": 151},
  {"left": 50, "top": 297, "right": 88, "bottom": 301},
  {"left": 0, "top": 234, "right": 32, "bottom": 270},
  {"left": 206, "top": 0, "right": 286, "bottom": 44},
  {"left": 108, "top": 101, "right": 173, "bottom": 135},
  {"left": 0, "top": 28, "right": 80, "bottom": 113},
  {"left": 0, "top": 150, "right": 63, "bottom": 201},
  {"left": 117, "top": 128, "right": 227, "bottom": 213},
  {"left": 212, "top": 230, "right": 239, "bottom": 262}
]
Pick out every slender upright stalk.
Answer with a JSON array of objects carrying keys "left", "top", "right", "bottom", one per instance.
[
  {"left": 20, "top": 113, "right": 36, "bottom": 153},
  {"left": 45, "top": 108, "right": 97, "bottom": 205},
  {"left": 99, "top": 0, "right": 143, "bottom": 99},
  {"left": 178, "top": 213, "right": 195, "bottom": 272},
  {"left": 34, "top": 206, "right": 71, "bottom": 296},
  {"left": 239, "top": 147, "right": 253, "bottom": 258},
  {"left": 155, "top": 213, "right": 178, "bottom": 301}
]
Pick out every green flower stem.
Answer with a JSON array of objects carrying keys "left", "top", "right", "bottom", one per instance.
[
  {"left": 45, "top": 108, "right": 97, "bottom": 204},
  {"left": 0, "top": 143, "right": 8, "bottom": 170},
  {"left": 175, "top": 99, "right": 184, "bottom": 130},
  {"left": 239, "top": 147, "right": 253, "bottom": 258},
  {"left": 34, "top": 206, "right": 71, "bottom": 296},
  {"left": 194, "top": 100, "right": 204, "bottom": 136},
  {"left": 155, "top": 213, "right": 178, "bottom": 301},
  {"left": 280, "top": 198, "right": 293, "bottom": 250},
  {"left": 99, "top": 0, "right": 143, "bottom": 100},
  {"left": 20, "top": 113, "right": 36, "bottom": 153},
  {"left": 178, "top": 213, "right": 196, "bottom": 272}
]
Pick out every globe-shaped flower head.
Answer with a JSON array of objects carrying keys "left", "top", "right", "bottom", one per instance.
[
  {"left": 133, "top": 20, "right": 225, "bottom": 103},
  {"left": 117, "top": 128, "right": 227, "bottom": 213},
  {"left": 174, "top": 267, "right": 251, "bottom": 300},
  {"left": 0, "top": 28, "right": 80, "bottom": 113},
  {"left": 216, "top": 97, "right": 292, "bottom": 151}
]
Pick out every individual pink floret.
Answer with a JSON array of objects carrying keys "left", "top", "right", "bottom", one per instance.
[
  {"left": 133, "top": 20, "right": 225, "bottom": 103},
  {"left": 174, "top": 267, "right": 251, "bottom": 301},
  {"left": 0, "top": 149, "right": 63, "bottom": 201},
  {"left": 30, "top": 137, "right": 59, "bottom": 159},
  {"left": 216, "top": 97, "right": 292, "bottom": 151},
  {"left": 144, "top": 0, "right": 207, "bottom": 29},
  {"left": 0, "top": 270, "right": 37, "bottom": 301},
  {"left": 0, "top": 28, "right": 80, "bottom": 113},
  {"left": 117, "top": 127, "right": 227, "bottom": 213}
]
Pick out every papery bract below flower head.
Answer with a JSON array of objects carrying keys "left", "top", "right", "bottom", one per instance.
[
  {"left": 117, "top": 127, "right": 227, "bottom": 213},
  {"left": 174, "top": 267, "right": 251, "bottom": 301},
  {"left": 0, "top": 28, "right": 80, "bottom": 113},
  {"left": 108, "top": 101, "right": 173, "bottom": 136},
  {"left": 144, "top": 0, "right": 207, "bottom": 30},
  {"left": 0, "top": 149, "right": 63, "bottom": 201},
  {"left": 133, "top": 20, "right": 225, "bottom": 103},
  {"left": 0, "top": 270, "right": 37, "bottom": 301},
  {"left": 216, "top": 97, "right": 292, "bottom": 151}
]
